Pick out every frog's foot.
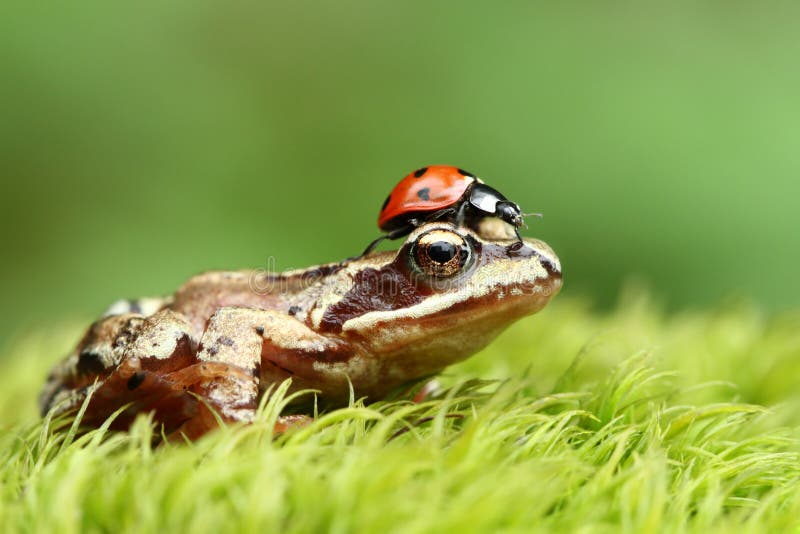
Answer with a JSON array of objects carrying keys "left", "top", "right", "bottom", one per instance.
[
  {"left": 412, "top": 379, "right": 442, "bottom": 403},
  {"left": 274, "top": 414, "right": 313, "bottom": 434},
  {"left": 166, "top": 414, "right": 313, "bottom": 443}
]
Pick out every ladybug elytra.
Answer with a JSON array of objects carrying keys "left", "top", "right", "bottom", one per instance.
[{"left": 361, "top": 165, "right": 528, "bottom": 256}]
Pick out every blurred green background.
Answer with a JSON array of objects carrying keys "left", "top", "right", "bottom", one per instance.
[{"left": 1, "top": 2, "right": 799, "bottom": 346}]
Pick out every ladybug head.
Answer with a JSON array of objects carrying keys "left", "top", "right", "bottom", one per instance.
[{"left": 496, "top": 200, "right": 524, "bottom": 228}]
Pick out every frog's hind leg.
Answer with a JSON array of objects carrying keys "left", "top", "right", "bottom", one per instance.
[
  {"left": 43, "top": 305, "right": 318, "bottom": 441},
  {"left": 166, "top": 306, "right": 266, "bottom": 439},
  {"left": 40, "top": 310, "right": 203, "bottom": 434}
]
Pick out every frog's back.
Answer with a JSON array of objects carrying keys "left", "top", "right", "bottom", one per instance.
[{"left": 169, "top": 270, "right": 289, "bottom": 335}]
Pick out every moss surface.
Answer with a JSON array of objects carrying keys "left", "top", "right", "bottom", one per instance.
[{"left": 2, "top": 293, "right": 799, "bottom": 533}]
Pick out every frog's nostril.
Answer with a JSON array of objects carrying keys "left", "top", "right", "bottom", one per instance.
[{"left": 507, "top": 241, "right": 525, "bottom": 253}]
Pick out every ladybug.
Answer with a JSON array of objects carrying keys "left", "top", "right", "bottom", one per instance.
[{"left": 361, "top": 165, "right": 528, "bottom": 256}]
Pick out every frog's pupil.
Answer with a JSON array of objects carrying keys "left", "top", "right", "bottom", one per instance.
[{"left": 428, "top": 241, "right": 457, "bottom": 263}]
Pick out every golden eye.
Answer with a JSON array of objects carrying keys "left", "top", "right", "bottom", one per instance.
[{"left": 411, "top": 229, "right": 471, "bottom": 277}]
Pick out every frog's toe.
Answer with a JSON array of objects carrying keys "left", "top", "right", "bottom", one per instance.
[{"left": 81, "top": 360, "right": 200, "bottom": 432}]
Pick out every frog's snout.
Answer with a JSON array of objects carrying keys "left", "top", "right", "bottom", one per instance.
[{"left": 508, "top": 238, "right": 562, "bottom": 279}]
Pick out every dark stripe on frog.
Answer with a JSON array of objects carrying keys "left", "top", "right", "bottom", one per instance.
[
  {"left": 77, "top": 350, "right": 111, "bottom": 374},
  {"left": 263, "top": 358, "right": 296, "bottom": 376},
  {"left": 315, "top": 239, "right": 549, "bottom": 334},
  {"left": 217, "top": 336, "right": 235, "bottom": 347},
  {"left": 537, "top": 255, "right": 561, "bottom": 277},
  {"left": 318, "top": 264, "right": 427, "bottom": 333}
]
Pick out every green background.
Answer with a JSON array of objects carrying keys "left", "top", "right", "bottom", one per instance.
[{"left": 1, "top": 2, "right": 799, "bottom": 346}]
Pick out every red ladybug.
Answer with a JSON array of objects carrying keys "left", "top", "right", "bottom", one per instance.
[{"left": 361, "top": 165, "right": 527, "bottom": 255}]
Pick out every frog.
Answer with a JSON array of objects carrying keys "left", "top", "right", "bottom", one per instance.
[{"left": 40, "top": 221, "right": 562, "bottom": 440}]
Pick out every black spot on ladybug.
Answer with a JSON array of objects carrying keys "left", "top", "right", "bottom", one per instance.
[
  {"left": 414, "top": 167, "right": 428, "bottom": 178},
  {"left": 381, "top": 194, "right": 391, "bottom": 211},
  {"left": 255, "top": 326, "right": 265, "bottom": 335},
  {"left": 288, "top": 306, "right": 301, "bottom": 316},
  {"left": 127, "top": 372, "right": 146, "bottom": 391},
  {"left": 457, "top": 168, "right": 474, "bottom": 177},
  {"left": 417, "top": 187, "right": 431, "bottom": 201}
]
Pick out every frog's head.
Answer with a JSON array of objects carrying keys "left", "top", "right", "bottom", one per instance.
[{"left": 318, "top": 222, "right": 562, "bottom": 385}]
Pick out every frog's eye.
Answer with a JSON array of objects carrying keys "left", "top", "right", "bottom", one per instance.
[{"left": 411, "top": 229, "right": 472, "bottom": 278}]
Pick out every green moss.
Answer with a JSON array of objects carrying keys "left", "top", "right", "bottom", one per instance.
[{"left": 1, "top": 294, "right": 799, "bottom": 532}]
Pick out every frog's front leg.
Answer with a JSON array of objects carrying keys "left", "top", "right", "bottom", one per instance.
[
  {"left": 177, "top": 306, "right": 347, "bottom": 438},
  {"left": 173, "top": 306, "right": 264, "bottom": 438}
]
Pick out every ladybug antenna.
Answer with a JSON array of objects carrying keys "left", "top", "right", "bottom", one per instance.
[{"left": 518, "top": 212, "right": 542, "bottom": 230}]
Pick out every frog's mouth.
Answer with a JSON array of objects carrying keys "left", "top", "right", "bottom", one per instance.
[
  {"left": 330, "top": 272, "right": 563, "bottom": 386},
  {"left": 374, "top": 271, "right": 562, "bottom": 341}
]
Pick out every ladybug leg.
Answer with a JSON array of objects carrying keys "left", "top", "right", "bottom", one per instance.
[
  {"left": 347, "top": 224, "right": 415, "bottom": 262},
  {"left": 514, "top": 226, "right": 524, "bottom": 244},
  {"left": 424, "top": 205, "right": 466, "bottom": 227},
  {"left": 366, "top": 224, "right": 415, "bottom": 252},
  {"left": 423, "top": 208, "right": 457, "bottom": 223},
  {"left": 424, "top": 206, "right": 465, "bottom": 226},
  {"left": 358, "top": 234, "right": 391, "bottom": 257},
  {"left": 384, "top": 223, "right": 417, "bottom": 241},
  {"left": 454, "top": 202, "right": 469, "bottom": 226}
]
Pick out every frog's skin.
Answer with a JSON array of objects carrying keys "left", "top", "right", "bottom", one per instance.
[{"left": 40, "top": 222, "right": 562, "bottom": 439}]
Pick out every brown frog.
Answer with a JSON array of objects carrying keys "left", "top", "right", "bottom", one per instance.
[{"left": 40, "top": 222, "right": 561, "bottom": 439}]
